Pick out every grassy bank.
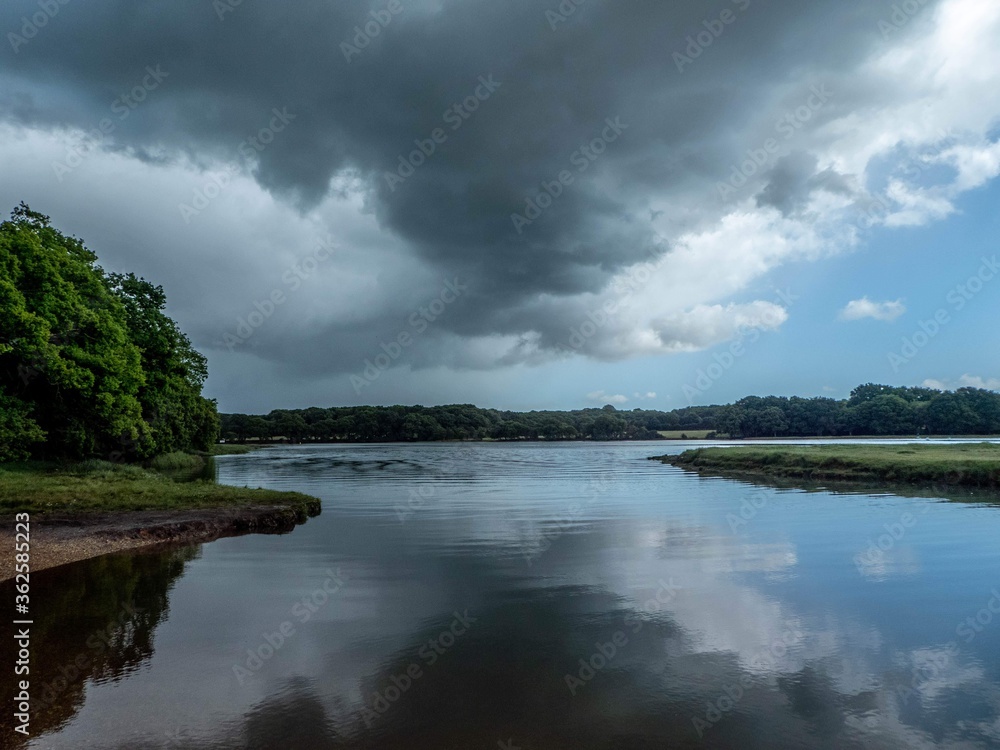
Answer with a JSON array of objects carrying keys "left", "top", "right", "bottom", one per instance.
[
  {"left": 0, "top": 459, "right": 318, "bottom": 516},
  {"left": 149, "top": 451, "right": 208, "bottom": 471},
  {"left": 655, "top": 443, "right": 1000, "bottom": 489}
]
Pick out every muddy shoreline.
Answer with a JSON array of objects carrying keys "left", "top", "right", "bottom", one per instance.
[{"left": 1, "top": 500, "right": 321, "bottom": 581}]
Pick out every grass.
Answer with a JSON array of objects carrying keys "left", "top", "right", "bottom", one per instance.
[
  {"left": 149, "top": 451, "right": 207, "bottom": 471},
  {"left": 656, "top": 430, "right": 717, "bottom": 440},
  {"left": 0, "top": 459, "right": 318, "bottom": 516},
  {"left": 655, "top": 442, "right": 1000, "bottom": 489}
]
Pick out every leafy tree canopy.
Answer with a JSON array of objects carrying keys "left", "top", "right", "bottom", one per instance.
[{"left": 0, "top": 205, "right": 218, "bottom": 461}]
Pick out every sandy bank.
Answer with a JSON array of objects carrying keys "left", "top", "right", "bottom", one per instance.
[{"left": 1, "top": 500, "right": 320, "bottom": 581}]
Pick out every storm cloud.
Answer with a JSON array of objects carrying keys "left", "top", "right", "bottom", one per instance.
[{"left": 2, "top": 0, "right": 999, "bottom": 409}]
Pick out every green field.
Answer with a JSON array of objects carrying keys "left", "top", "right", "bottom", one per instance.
[
  {"left": 0, "top": 459, "right": 318, "bottom": 516},
  {"left": 656, "top": 430, "right": 717, "bottom": 440},
  {"left": 655, "top": 442, "right": 1000, "bottom": 489}
]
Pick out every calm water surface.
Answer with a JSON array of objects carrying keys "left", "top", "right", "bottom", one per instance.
[{"left": 12, "top": 441, "right": 1000, "bottom": 749}]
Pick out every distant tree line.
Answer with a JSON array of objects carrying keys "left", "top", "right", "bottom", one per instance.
[
  {"left": 0, "top": 205, "right": 219, "bottom": 461},
  {"left": 716, "top": 384, "right": 1000, "bottom": 438},
  {"left": 220, "top": 383, "right": 1000, "bottom": 443},
  {"left": 221, "top": 404, "right": 677, "bottom": 443}
]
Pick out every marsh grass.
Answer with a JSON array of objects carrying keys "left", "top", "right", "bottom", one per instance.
[
  {"left": 149, "top": 451, "right": 206, "bottom": 471},
  {"left": 0, "top": 458, "right": 317, "bottom": 515},
  {"left": 658, "top": 442, "right": 1000, "bottom": 488}
]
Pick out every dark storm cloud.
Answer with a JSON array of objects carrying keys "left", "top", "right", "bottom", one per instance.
[{"left": 0, "top": 0, "right": 943, "bottom": 377}]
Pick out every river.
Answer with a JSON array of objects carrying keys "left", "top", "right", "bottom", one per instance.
[{"left": 14, "top": 440, "right": 1000, "bottom": 749}]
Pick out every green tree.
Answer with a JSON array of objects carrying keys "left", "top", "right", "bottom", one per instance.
[
  {"left": 270, "top": 410, "right": 308, "bottom": 441},
  {"left": 223, "top": 413, "right": 252, "bottom": 442},
  {"left": 106, "top": 272, "right": 217, "bottom": 454},
  {"left": 852, "top": 394, "right": 917, "bottom": 435},
  {"left": 0, "top": 204, "right": 145, "bottom": 458},
  {"left": 0, "top": 204, "right": 218, "bottom": 460},
  {"left": 0, "top": 391, "right": 45, "bottom": 461},
  {"left": 716, "top": 406, "right": 745, "bottom": 438},
  {"left": 592, "top": 414, "right": 626, "bottom": 439},
  {"left": 248, "top": 416, "right": 272, "bottom": 441},
  {"left": 401, "top": 413, "right": 445, "bottom": 440},
  {"left": 756, "top": 406, "right": 789, "bottom": 437}
]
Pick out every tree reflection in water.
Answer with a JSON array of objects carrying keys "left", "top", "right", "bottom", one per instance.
[{"left": 0, "top": 545, "right": 199, "bottom": 744}]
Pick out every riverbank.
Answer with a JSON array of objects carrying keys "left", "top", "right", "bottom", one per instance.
[
  {"left": 653, "top": 442, "right": 1000, "bottom": 489},
  {"left": 208, "top": 443, "right": 266, "bottom": 455},
  {"left": 0, "top": 458, "right": 320, "bottom": 581}
]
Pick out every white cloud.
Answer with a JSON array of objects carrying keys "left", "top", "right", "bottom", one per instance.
[
  {"left": 839, "top": 297, "right": 906, "bottom": 322},
  {"left": 882, "top": 179, "right": 956, "bottom": 228},
  {"left": 923, "top": 374, "right": 1000, "bottom": 391},
  {"left": 652, "top": 301, "right": 789, "bottom": 353},
  {"left": 586, "top": 391, "right": 628, "bottom": 405}
]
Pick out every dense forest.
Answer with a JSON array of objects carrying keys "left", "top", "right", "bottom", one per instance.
[
  {"left": 221, "top": 383, "right": 1000, "bottom": 443},
  {"left": 0, "top": 205, "right": 219, "bottom": 461}
]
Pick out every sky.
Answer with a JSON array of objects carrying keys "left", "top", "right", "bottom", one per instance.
[{"left": 1, "top": 0, "right": 999, "bottom": 414}]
